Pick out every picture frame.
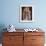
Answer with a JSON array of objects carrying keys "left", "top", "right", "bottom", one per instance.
[{"left": 20, "top": 5, "right": 34, "bottom": 22}]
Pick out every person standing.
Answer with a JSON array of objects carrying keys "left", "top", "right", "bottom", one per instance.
[{"left": 22, "top": 7, "right": 32, "bottom": 21}]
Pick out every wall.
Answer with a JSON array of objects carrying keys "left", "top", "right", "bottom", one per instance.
[
  {"left": 0, "top": 0, "right": 46, "bottom": 29},
  {"left": 0, "top": 0, "right": 39, "bottom": 29}
]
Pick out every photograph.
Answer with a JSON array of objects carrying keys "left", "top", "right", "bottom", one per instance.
[{"left": 20, "top": 5, "right": 34, "bottom": 22}]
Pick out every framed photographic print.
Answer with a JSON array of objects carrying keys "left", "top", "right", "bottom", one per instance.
[{"left": 20, "top": 5, "right": 34, "bottom": 22}]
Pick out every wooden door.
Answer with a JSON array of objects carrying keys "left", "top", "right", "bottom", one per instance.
[
  {"left": 24, "top": 32, "right": 45, "bottom": 46},
  {"left": 2, "top": 32, "right": 23, "bottom": 46},
  {"left": 32, "top": 35, "right": 45, "bottom": 46}
]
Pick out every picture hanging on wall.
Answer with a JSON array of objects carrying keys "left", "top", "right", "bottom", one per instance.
[{"left": 20, "top": 5, "right": 34, "bottom": 22}]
